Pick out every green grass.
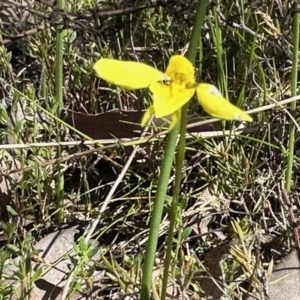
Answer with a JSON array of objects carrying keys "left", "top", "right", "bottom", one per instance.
[{"left": 0, "top": 0, "right": 299, "bottom": 299}]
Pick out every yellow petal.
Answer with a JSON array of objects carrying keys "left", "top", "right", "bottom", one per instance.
[
  {"left": 165, "top": 55, "right": 195, "bottom": 86},
  {"left": 196, "top": 83, "right": 253, "bottom": 122},
  {"left": 93, "top": 58, "right": 168, "bottom": 90},
  {"left": 150, "top": 82, "right": 195, "bottom": 118}
]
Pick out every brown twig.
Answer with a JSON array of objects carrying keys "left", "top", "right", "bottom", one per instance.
[{"left": 0, "top": 0, "right": 164, "bottom": 45}]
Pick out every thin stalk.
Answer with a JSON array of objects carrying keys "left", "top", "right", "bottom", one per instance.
[
  {"left": 212, "top": 2, "right": 226, "bottom": 94},
  {"left": 55, "top": 0, "right": 64, "bottom": 114},
  {"left": 285, "top": 6, "right": 299, "bottom": 192},
  {"left": 55, "top": 0, "right": 65, "bottom": 222},
  {"left": 140, "top": 123, "right": 180, "bottom": 300},
  {"left": 161, "top": 1, "right": 209, "bottom": 300}
]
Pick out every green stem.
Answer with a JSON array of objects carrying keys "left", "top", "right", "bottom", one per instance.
[
  {"left": 285, "top": 6, "right": 299, "bottom": 192},
  {"left": 161, "top": 1, "right": 209, "bottom": 300},
  {"left": 55, "top": 0, "right": 65, "bottom": 115},
  {"left": 55, "top": 0, "right": 65, "bottom": 222},
  {"left": 140, "top": 123, "right": 180, "bottom": 300}
]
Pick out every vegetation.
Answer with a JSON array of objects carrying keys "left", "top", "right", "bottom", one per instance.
[{"left": 0, "top": 0, "right": 299, "bottom": 299}]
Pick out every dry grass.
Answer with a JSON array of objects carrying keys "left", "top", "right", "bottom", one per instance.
[{"left": 0, "top": 0, "right": 299, "bottom": 299}]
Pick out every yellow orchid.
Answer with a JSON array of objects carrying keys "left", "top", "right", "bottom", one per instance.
[{"left": 93, "top": 55, "right": 253, "bottom": 130}]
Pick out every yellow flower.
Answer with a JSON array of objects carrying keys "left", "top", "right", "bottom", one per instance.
[
  {"left": 93, "top": 55, "right": 253, "bottom": 130},
  {"left": 135, "top": 55, "right": 195, "bottom": 129}
]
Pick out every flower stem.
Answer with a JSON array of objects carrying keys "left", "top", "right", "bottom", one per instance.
[
  {"left": 161, "top": 0, "right": 209, "bottom": 299},
  {"left": 140, "top": 122, "right": 180, "bottom": 300}
]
